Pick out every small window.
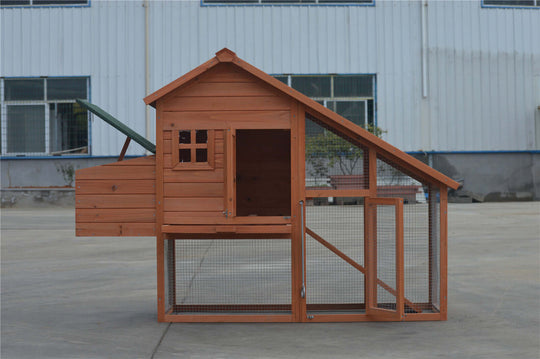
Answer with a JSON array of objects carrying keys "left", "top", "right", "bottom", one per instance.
[{"left": 172, "top": 129, "right": 214, "bottom": 170}]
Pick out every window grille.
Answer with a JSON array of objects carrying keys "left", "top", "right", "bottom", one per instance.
[{"left": 0, "top": 77, "right": 89, "bottom": 156}]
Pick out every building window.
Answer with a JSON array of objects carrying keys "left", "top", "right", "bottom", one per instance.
[
  {"left": 0, "top": 0, "right": 88, "bottom": 6},
  {"left": 274, "top": 74, "right": 376, "bottom": 135},
  {"left": 483, "top": 0, "right": 539, "bottom": 7},
  {"left": 0, "top": 77, "right": 89, "bottom": 156},
  {"left": 203, "top": 0, "right": 373, "bottom": 5},
  {"left": 172, "top": 129, "right": 215, "bottom": 170}
]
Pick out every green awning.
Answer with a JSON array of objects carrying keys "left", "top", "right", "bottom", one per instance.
[{"left": 76, "top": 99, "right": 156, "bottom": 154}]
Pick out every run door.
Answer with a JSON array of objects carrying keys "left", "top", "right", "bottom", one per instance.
[{"left": 365, "top": 197, "right": 405, "bottom": 320}]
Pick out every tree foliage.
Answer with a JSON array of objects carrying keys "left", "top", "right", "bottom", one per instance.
[{"left": 305, "top": 124, "right": 386, "bottom": 179}]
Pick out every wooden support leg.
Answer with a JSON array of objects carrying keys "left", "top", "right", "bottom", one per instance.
[{"left": 118, "top": 136, "right": 131, "bottom": 161}]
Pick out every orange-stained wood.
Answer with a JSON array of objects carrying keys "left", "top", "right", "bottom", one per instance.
[
  {"left": 162, "top": 111, "right": 290, "bottom": 130},
  {"left": 76, "top": 179, "right": 155, "bottom": 194},
  {"left": 103, "top": 155, "right": 156, "bottom": 166},
  {"left": 289, "top": 100, "right": 304, "bottom": 322},
  {"left": 76, "top": 163, "right": 155, "bottom": 180},
  {"left": 145, "top": 49, "right": 457, "bottom": 189},
  {"left": 76, "top": 223, "right": 155, "bottom": 236},
  {"left": 77, "top": 208, "right": 155, "bottom": 223},
  {"left": 440, "top": 187, "right": 448, "bottom": 321},
  {"left": 163, "top": 214, "right": 290, "bottom": 225},
  {"left": 364, "top": 198, "right": 406, "bottom": 320},
  {"left": 164, "top": 182, "right": 224, "bottom": 198},
  {"left": 118, "top": 136, "right": 131, "bottom": 161},
  {"left": 162, "top": 96, "right": 291, "bottom": 112},
  {"left": 161, "top": 224, "right": 291, "bottom": 234},
  {"left": 163, "top": 197, "right": 224, "bottom": 212},
  {"left": 156, "top": 102, "right": 166, "bottom": 322},
  {"left": 174, "top": 82, "right": 279, "bottom": 98},
  {"left": 164, "top": 168, "right": 224, "bottom": 183},
  {"left": 306, "top": 226, "right": 421, "bottom": 314},
  {"left": 305, "top": 189, "right": 370, "bottom": 199},
  {"left": 199, "top": 63, "right": 257, "bottom": 83},
  {"left": 76, "top": 194, "right": 155, "bottom": 209}
]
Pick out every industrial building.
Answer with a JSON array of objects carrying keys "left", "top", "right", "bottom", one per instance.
[{"left": 1, "top": 0, "right": 539, "bottom": 202}]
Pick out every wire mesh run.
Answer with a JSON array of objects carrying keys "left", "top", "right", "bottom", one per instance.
[
  {"left": 374, "top": 204, "right": 397, "bottom": 310},
  {"left": 306, "top": 200, "right": 365, "bottom": 312},
  {"left": 377, "top": 155, "right": 441, "bottom": 312},
  {"left": 166, "top": 239, "right": 292, "bottom": 314},
  {"left": 305, "top": 114, "right": 368, "bottom": 192}
]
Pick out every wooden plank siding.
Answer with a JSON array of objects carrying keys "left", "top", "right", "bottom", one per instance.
[
  {"left": 75, "top": 156, "right": 156, "bottom": 237},
  {"left": 161, "top": 72, "right": 292, "bottom": 225}
]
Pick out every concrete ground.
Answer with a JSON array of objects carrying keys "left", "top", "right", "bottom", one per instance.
[{"left": 1, "top": 202, "right": 539, "bottom": 358}]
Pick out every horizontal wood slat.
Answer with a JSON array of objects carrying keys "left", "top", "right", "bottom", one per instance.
[
  {"left": 164, "top": 182, "right": 224, "bottom": 197},
  {"left": 163, "top": 215, "right": 291, "bottom": 225},
  {"left": 162, "top": 96, "right": 291, "bottom": 112},
  {"left": 76, "top": 165, "right": 155, "bottom": 180},
  {"left": 76, "top": 194, "right": 155, "bottom": 209},
  {"left": 76, "top": 179, "right": 155, "bottom": 194},
  {"left": 162, "top": 111, "right": 290, "bottom": 130},
  {"left": 164, "top": 212, "right": 224, "bottom": 223},
  {"left": 103, "top": 156, "right": 155, "bottom": 166},
  {"left": 200, "top": 64, "right": 257, "bottom": 83},
  {"left": 305, "top": 189, "right": 371, "bottom": 198},
  {"left": 175, "top": 82, "right": 278, "bottom": 98},
  {"left": 164, "top": 197, "right": 224, "bottom": 212},
  {"left": 164, "top": 169, "right": 224, "bottom": 183},
  {"left": 76, "top": 223, "right": 156, "bottom": 236},
  {"left": 76, "top": 209, "right": 156, "bottom": 223},
  {"left": 161, "top": 224, "right": 291, "bottom": 234}
]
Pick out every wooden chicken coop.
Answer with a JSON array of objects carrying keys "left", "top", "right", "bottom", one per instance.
[{"left": 75, "top": 48, "right": 459, "bottom": 323}]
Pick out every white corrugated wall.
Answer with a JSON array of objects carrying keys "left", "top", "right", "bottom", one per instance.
[{"left": 1, "top": 0, "right": 539, "bottom": 155}]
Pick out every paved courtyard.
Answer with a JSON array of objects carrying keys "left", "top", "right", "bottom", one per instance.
[{"left": 1, "top": 202, "right": 539, "bottom": 358}]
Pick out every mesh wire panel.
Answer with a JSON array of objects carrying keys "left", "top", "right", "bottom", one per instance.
[
  {"left": 375, "top": 204, "right": 397, "bottom": 309},
  {"left": 167, "top": 239, "right": 291, "bottom": 314},
  {"left": 377, "top": 155, "right": 441, "bottom": 312},
  {"left": 305, "top": 114, "right": 368, "bottom": 192},
  {"left": 429, "top": 187, "right": 441, "bottom": 310},
  {"left": 306, "top": 201, "right": 365, "bottom": 310}
]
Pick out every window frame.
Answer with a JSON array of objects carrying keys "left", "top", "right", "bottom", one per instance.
[
  {"left": 273, "top": 74, "right": 377, "bottom": 130},
  {"left": 0, "top": 0, "right": 90, "bottom": 8},
  {"left": 482, "top": 0, "right": 539, "bottom": 8},
  {"left": 0, "top": 76, "right": 91, "bottom": 157},
  {"left": 171, "top": 129, "right": 215, "bottom": 171},
  {"left": 201, "top": 0, "right": 374, "bottom": 7}
]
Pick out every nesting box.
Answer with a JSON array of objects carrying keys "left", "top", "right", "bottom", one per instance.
[{"left": 75, "top": 48, "right": 459, "bottom": 323}]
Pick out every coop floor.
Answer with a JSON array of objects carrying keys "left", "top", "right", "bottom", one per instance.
[{"left": 1, "top": 202, "right": 539, "bottom": 358}]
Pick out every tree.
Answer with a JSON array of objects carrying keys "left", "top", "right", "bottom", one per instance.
[{"left": 305, "top": 124, "right": 386, "bottom": 181}]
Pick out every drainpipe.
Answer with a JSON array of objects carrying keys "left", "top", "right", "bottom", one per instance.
[
  {"left": 144, "top": 0, "right": 151, "bottom": 150},
  {"left": 421, "top": 0, "right": 428, "bottom": 98}
]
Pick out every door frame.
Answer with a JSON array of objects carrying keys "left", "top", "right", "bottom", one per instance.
[{"left": 364, "top": 197, "right": 405, "bottom": 321}]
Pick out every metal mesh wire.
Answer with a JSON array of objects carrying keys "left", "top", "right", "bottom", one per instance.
[
  {"left": 375, "top": 204, "right": 397, "bottom": 309},
  {"left": 306, "top": 201, "right": 365, "bottom": 309},
  {"left": 166, "top": 239, "right": 291, "bottom": 314},
  {"left": 377, "top": 155, "right": 441, "bottom": 312},
  {"left": 305, "top": 114, "right": 368, "bottom": 192}
]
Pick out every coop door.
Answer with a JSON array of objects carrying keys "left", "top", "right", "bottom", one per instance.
[
  {"left": 233, "top": 129, "right": 291, "bottom": 217},
  {"left": 365, "top": 197, "right": 405, "bottom": 320}
]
